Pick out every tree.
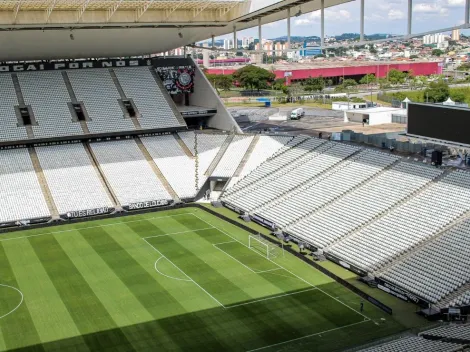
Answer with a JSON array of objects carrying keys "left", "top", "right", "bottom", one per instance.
[
  {"left": 303, "top": 76, "right": 325, "bottom": 92},
  {"left": 233, "top": 65, "right": 276, "bottom": 91},
  {"left": 423, "top": 80, "right": 450, "bottom": 103},
  {"left": 432, "top": 49, "right": 444, "bottom": 57},
  {"left": 450, "top": 91, "right": 466, "bottom": 103},
  {"left": 387, "top": 69, "right": 407, "bottom": 84},
  {"left": 360, "top": 73, "right": 376, "bottom": 85},
  {"left": 272, "top": 78, "right": 286, "bottom": 91},
  {"left": 217, "top": 75, "right": 233, "bottom": 91},
  {"left": 342, "top": 79, "right": 358, "bottom": 88},
  {"left": 369, "top": 45, "right": 377, "bottom": 54}
]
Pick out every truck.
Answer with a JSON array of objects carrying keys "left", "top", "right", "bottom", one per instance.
[{"left": 290, "top": 108, "right": 305, "bottom": 120}]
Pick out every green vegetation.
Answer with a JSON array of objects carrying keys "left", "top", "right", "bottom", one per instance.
[
  {"left": 232, "top": 65, "right": 276, "bottom": 92},
  {"left": 0, "top": 207, "right": 412, "bottom": 351},
  {"left": 381, "top": 81, "right": 470, "bottom": 104},
  {"left": 303, "top": 76, "right": 326, "bottom": 92},
  {"left": 359, "top": 73, "right": 376, "bottom": 85}
]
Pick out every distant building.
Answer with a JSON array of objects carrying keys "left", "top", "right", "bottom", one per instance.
[
  {"left": 223, "top": 39, "right": 233, "bottom": 50},
  {"left": 300, "top": 41, "right": 322, "bottom": 57},
  {"left": 452, "top": 29, "right": 460, "bottom": 41},
  {"left": 423, "top": 33, "right": 445, "bottom": 45}
]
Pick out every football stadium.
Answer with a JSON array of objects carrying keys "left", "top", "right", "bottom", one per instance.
[{"left": 1, "top": 0, "right": 470, "bottom": 352}]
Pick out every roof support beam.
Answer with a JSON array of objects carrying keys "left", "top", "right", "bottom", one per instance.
[
  {"left": 466, "top": 0, "right": 470, "bottom": 25},
  {"left": 45, "top": 0, "right": 58, "bottom": 23},
  {"left": 107, "top": 0, "right": 124, "bottom": 22},
  {"left": 287, "top": 8, "right": 291, "bottom": 49},
  {"left": 13, "top": 1, "right": 22, "bottom": 24},
  {"left": 136, "top": 0, "right": 155, "bottom": 21},
  {"left": 193, "top": 2, "right": 212, "bottom": 18},
  {"left": 320, "top": 0, "right": 325, "bottom": 47},
  {"left": 166, "top": 0, "right": 184, "bottom": 19},
  {"left": 77, "top": 0, "right": 91, "bottom": 23},
  {"left": 407, "top": 0, "right": 412, "bottom": 36},
  {"left": 360, "top": 0, "right": 364, "bottom": 41}
]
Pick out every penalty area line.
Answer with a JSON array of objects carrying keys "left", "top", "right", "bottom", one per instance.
[
  {"left": 144, "top": 227, "right": 214, "bottom": 240},
  {"left": 143, "top": 238, "right": 226, "bottom": 309},
  {"left": 245, "top": 319, "right": 371, "bottom": 352},
  {"left": 154, "top": 257, "right": 192, "bottom": 282},
  {"left": 225, "top": 287, "right": 317, "bottom": 309},
  {"left": 189, "top": 212, "right": 372, "bottom": 321}
]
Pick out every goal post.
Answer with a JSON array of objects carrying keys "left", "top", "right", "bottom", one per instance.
[{"left": 248, "top": 234, "right": 283, "bottom": 260}]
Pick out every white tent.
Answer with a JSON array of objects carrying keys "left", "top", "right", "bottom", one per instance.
[{"left": 443, "top": 97, "right": 455, "bottom": 105}]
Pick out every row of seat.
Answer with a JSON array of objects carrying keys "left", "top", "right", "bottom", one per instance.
[
  {"left": 0, "top": 67, "right": 184, "bottom": 141},
  {"left": 379, "top": 219, "right": 470, "bottom": 303},
  {"left": 328, "top": 170, "right": 470, "bottom": 272}
]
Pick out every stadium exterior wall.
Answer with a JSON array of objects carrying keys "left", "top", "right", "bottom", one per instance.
[{"left": 206, "top": 62, "right": 442, "bottom": 81}]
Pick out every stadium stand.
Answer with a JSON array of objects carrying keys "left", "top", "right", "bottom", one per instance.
[
  {"left": 378, "top": 218, "right": 470, "bottom": 303},
  {"left": 448, "top": 291, "right": 470, "bottom": 308},
  {"left": 420, "top": 324, "right": 470, "bottom": 342},
  {"left": 327, "top": 170, "right": 470, "bottom": 272},
  {"left": 113, "top": 67, "right": 184, "bottom": 129},
  {"left": 35, "top": 143, "right": 114, "bottom": 214},
  {"left": 222, "top": 136, "right": 326, "bottom": 202},
  {"left": 254, "top": 149, "right": 398, "bottom": 228},
  {"left": 17, "top": 71, "right": 84, "bottom": 138},
  {"left": 356, "top": 336, "right": 464, "bottom": 352},
  {"left": 225, "top": 135, "right": 293, "bottom": 189},
  {"left": 0, "top": 74, "right": 28, "bottom": 141},
  {"left": 67, "top": 69, "right": 136, "bottom": 133},
  {"left": 140, "top": 134, "right": 197, "bottom": 199},
  {"left": 0, "top": 148, "right": 50, "bottom": 222},
  {"left": 212, "top": 135, "right": 254, "bottom": 178},
  {"left": 287, "top": 162, "right": 443, "bottom": 249},
  {"left": 89, "top": 139, "right": 172, "bottom": 206}
]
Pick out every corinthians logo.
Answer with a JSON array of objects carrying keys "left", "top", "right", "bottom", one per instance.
[{"left": 176, "top": 68, "right": 194, "bottom": 90}]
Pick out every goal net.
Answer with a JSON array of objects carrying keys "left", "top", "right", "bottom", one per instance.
[{"left": 248, "top": 234, "right": 283, "bottom": 260}]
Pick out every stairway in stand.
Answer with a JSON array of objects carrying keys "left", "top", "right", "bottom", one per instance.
[
  {"left": 135, "top": 137, "right": 181, "bottom": 203},
  {"left": 28, "top": 147, "right": 60, "bottom": 219},
  {"left": 83, "top": 142, "right": 122, "bottom": 210}
]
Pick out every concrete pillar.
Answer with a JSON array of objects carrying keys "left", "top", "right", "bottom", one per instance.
[
  {"left": 321, "top": 0, "right": 325, "bottom": 48},
  {"left": 211, "top": 35, "right": 215, "bottom": 48},
  {"left": 233, "top": 25, "right": 237, "bottom": 50},
  {"left": 407, "top": 0, "right": 412, "bottom": 36},
  {"left": 258, "top": 18, "right": 262, "bottom": 62},
  {"left": 360, "top": 0, "right": 365, "bottom": 42},
  {"left": 466, "top": 0, "right": 470, "bottom": 25},
  {"left": 287, "top": 8, "right": 291, "bottom": 49}
]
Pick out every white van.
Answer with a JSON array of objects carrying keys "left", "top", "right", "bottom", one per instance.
[{"left": 290, "top": 108, "right": 305, "bottom": 120}]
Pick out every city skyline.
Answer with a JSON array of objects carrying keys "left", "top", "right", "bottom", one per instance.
[{"left": 218, "top": 0, "right": 469, "bottom": 41}]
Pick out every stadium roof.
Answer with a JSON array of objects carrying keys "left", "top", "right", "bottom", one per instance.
[{"left": 0, "top": 0, "right": 351, "bottom": 60}]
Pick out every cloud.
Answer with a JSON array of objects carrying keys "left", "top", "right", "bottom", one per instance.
[
  {"left": 294, "top": 9, "right": 352, "bottom": 26},
  {"left": 413, "top": 2, "right": 449, "bottom": 15},
  {"left": 446, "top": 0, "right": 464, "bottom": 6},
  {"left": 388, "top": 9, "right": 405, "bottom": 20}
]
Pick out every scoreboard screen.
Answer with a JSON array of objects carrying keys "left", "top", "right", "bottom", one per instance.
[{"left": 407, "top": 103, "right": 470, "bottom": 145}]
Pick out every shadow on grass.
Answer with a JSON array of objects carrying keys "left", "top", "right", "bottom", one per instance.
[{"left": 7, "top": 283, "right": 405, "bottom": 352}]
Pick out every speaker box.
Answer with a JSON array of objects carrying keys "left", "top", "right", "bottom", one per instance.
[
  {"left": 211, "top": 201, "right": 223, "bottom": 208},
  {"left": 431, "top": 151, "right": 442, "bottom": 166}
]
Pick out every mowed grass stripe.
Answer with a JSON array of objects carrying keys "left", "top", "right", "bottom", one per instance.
[
  {"left": 107, "top": 224, "right": 216, "bottom": 312},
  {"left": 0, "top": 244, "right": 44, "bottom": 352},
  {"left": 28, "top": 235, "right": 136, "bottom": 352},
  {"left": 79, "top": 225, "right": 230, "bottom": 351},
  {"left": 126, "top": 214, "right": 204, "bottom": 239},
  {"left": 2, "top": 238, "right": 84, "bottom": 348},
  {"left": 54, "top": 231, "right": 155, "bottom": 327},
  {"left": 146, "top": 228, "right": 356, "bottom": 350}
]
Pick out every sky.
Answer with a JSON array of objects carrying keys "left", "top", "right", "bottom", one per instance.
[{"left": 218, "top": 0, "right": 468, "bottom": 40}]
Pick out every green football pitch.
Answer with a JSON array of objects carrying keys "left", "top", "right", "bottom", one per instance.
[{"left": 0, "top": 207, "right": 405, "bottom": 352}]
